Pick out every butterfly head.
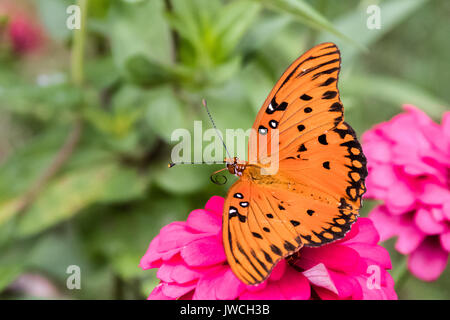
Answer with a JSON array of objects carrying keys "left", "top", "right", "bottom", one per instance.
[{"left": 225, "top": 157, "right": 247, "bottom": 177}]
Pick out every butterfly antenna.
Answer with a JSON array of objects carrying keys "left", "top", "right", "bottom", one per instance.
[
  {"left": 168, "top": 160, "right": 227, "bottom": 168},
  {"left": 202, "top": 99, "right": 233, "bottom": 160}
]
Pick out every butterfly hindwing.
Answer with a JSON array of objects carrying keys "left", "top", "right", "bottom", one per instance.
[{"left": 223, "top": 181, "right": 303, "bottom": 285}]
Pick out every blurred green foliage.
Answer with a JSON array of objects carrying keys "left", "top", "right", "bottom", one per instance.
[{"left": 0, "top": 0, "right": 448, "bottom": 299}]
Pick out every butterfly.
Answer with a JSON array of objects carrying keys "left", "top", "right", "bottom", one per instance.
[{"left": 221, "top": 42, "right": 367, "bottom": 285}]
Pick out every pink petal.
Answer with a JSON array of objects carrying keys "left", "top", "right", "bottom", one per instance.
[
  {"left": 440, "top": 231, "right": 450, "bottom": 252},
  {"left": 355, "top": 272, "right": 396, "bottom": 300},
  {"left": 148, "top": 283, "right": 174, "bottom": 300},
  {"left": 385, "top": 180, "right": 416, "bottom": 214},
  {"left": 277, "top": 268, "right": 311, "bottom": 300},
  {"left": 193, "top": 266, "right": 243, "bottom": 300},
  {"left": 442, "top": 112, "right": 450, "bottom": 148},
  {"left": 204, "top": 196, "right": 224, "bottom": 217},
  {"left": 156, "top": 257, "right": 203, "bottom": 284},
  {"left": 240, "top": 282, "right": 286, "bottom": 300},
  {"left": 181, "top": 236, "right": 226, "bottom": 267},
  {"left": 395, "top": 223, "right": 425, "bottom": 255},
  {"left": 443, "top": 201, "right": 450, "bottom": 220},
  {"left": 302, "top": 263, "right": 338, "bottom": 295},
  {"left": 314, "top": 286, "right": 339, "bottom": 300},
  {"left": 369, "top": 206, "right": 399, "bottom": 241},
  {"left": 346, "top": 243, "right": 392, "bottom": 269},
  {"left": 362, "top": 132, "right": 393, "bottom": 163},
  {"left": 158, "top": 223, "right": 206, "bottom": 252},
  {"left": 370, "top": 165, "right": 396, "bottom": 188},
  {"left": 328, "top": 271, "right": 362, "bottom": 299},
  {"left": 269, "top": 259, "right": 286, "bottom": 281},
  {"left": 299, "top": 245, "right": 360, "bottom": 273},
  {"left": 420, "top": 183, "right": 450, "bottom": 205},
  {"left": 214, "top": 269, "right": 246, "bottom": 300},
  {"left": 161, "top": 281, "right": 197, "bottom": 299},
  {"left": 186, "top": 209, "right": 221, "bottom": 234},
  {"left": 343, "top": 218, "right": 379, "bottom": 245},
  {"left": 408, "top": 238, "right": 449, "bottom": 281},
  {"left": 414, "top": 208, "right": 446, "bottom": 235}
]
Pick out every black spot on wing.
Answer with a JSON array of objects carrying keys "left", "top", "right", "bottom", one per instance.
[
  {"left": 318, "top": 134, "right": 328, "bottom": 145},
  {"left": 290, "top": 220, "right": 300, "bottom": 226},
  {"left": 320, "top": 77, "right": 336, "bottom": 86},
  {"left": 270, "top": 245, "right": 282, "bottom": 256},
  {"left": 300, "top": 94, "right": 312, "bottom": 101},
  {"left": 329, "top": 102, "right": 342, "bottom": 112},
  {"left": 312, "top": 67, "right": 339, "bottom": 80},
  {"left": 298, "top": 144, "right": 307, "bottom": 152},
  {"left": 322, "top": 91, "right": 337, "bottom": 99},
  {"left": 252, "top": 232, "right": 263, "bottom": 239}
]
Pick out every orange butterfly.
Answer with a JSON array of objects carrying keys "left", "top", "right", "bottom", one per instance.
[{"left": 220, "top": 42, "right": 367, "bottom": 285}]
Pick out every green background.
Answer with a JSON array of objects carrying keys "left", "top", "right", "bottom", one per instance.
[{"left": 0, "top": 0, "right": 448, "bottom": 299}]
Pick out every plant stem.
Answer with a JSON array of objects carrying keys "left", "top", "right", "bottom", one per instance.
[
  {"left": 14, "top": 0, "right": 88, "bottom": 215},
  {"left": 71, "top": 0, "right": 88, "bottom": 87},
  {"left": 393, "top": 254, "right": 410, "bottom": 292}
]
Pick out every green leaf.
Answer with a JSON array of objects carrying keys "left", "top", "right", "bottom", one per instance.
[
  {"left": 80, "top": 196, "right": 190, "bottom": 280},
  {"left": 257, "top": 0, "right": 355, "bottom": 44},
  {"left": 125, "top": 55, "right": 173, "bottom": 87},
  {"left": 0, "top": 264, "right": 23, "bottom": 292},
  {"left": 239, "top": 14, "right": 292, "bottom": 56},
  {"left": 108, "top": 0, "right": 172, "bottom": 71},
  {"left": 318, "top": 0, "right": 428, "bottom": 65},
  {"left": 88, "top": 0, "right": 111, "bottom": 18},
  {"left": 6, "top": 162, "right": 149, "bottom": 238},
  {"left": 36, "top": 0, "right": 72, "bottom": 41},
  {"left": 145, "top": 86, "right": 186, "bottom": 142},
  {"left": 0, "top": 83, "right": 83, "bottom": 121},
  {"left": 0, "top": 127, "right": 69, "bottom": 202},
  {"left": 154, "top": 162, "right": 211, "bottom": 195},
  {"left": 342, "top": 74, "right": 448, "bottom": 119},
  {"left": 213, "top": 1, "right": 261, "bottom": 59}
]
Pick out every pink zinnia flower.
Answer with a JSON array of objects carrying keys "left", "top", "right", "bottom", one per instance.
[
  {"left": 0, "top": 1, "right": 45, "bottom": 54},
  {"left": 140, "top": 196, "right": 396, "bottom": 300},
  {"left": 8, "top": 15, "right": 44, "bottom": 54},
  {"left": 362, "top": 105, "right": 450, "bottom": 281}
]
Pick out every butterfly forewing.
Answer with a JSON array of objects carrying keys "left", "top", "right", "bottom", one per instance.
[{"left": 250, "top": 42, "right": 343, "bottom": 163}]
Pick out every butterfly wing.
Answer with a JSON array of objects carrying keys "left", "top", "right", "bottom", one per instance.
[
  {"left": 223, "top": 42, "right": 367, "bottom": 284},
  {"left": 249, "top": 42, "right": 343, "bottom": 163},
  {"left": 247, "top": 41, "right": 366, "bottom": 246},
  {"left": 223, "top": 180, "right": 303, "bottom": 285},
  {"left": 223, "top": 161, "right": 363, "bottom": 285},
  {"left": 277, "top": 121, "right": 367, "bottom": 246}
]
